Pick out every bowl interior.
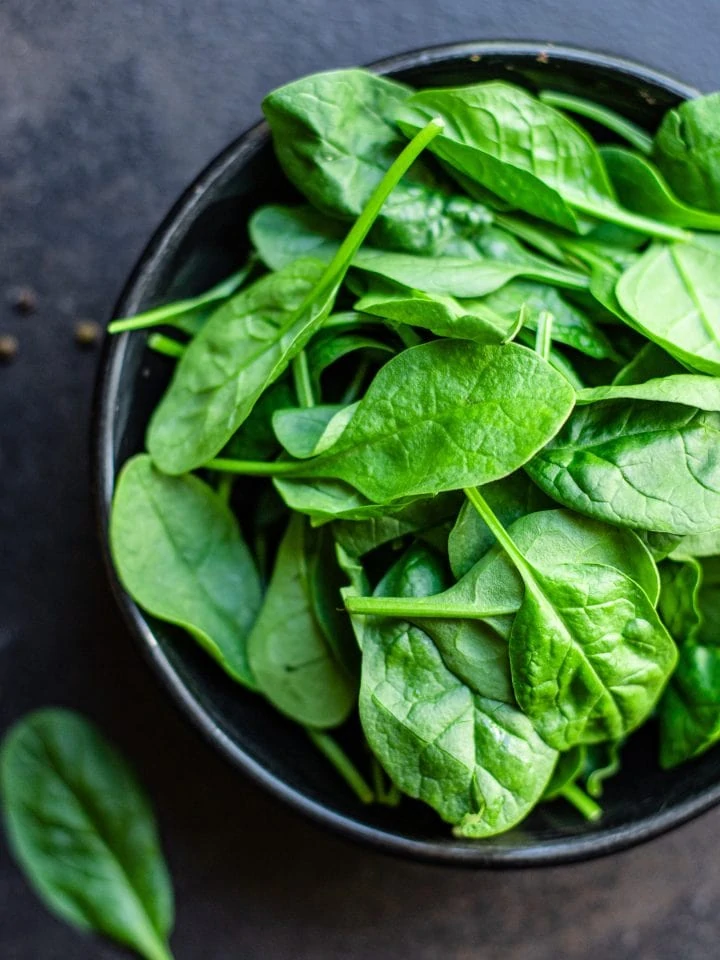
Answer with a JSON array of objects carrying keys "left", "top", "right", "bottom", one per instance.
[{"left": 95, "top": 43, "right": 718, "bottom": 865}]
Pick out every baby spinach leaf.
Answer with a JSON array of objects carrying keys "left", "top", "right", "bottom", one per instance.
[
  {"left": 247, "top": 515, "right": 357, "bottom": 728},
  {"left": 616, "top": 236, "right": 720, "bottom": 376},
  {"left": 482, "top": 279, "right": 619, "bottom": 360},
  {"left": 611, "top": 342, "right": 685, "bottom": 386},
  {"left": 221, "top": 377, "right": 295, "bottom": 462},
  {"left": 468, "top": 490, "right": 677, "bottom": 750},
  {"left": 332, "top": 493, "right": 463, "bottom": 558},
  {"left": 652, "top": 92, "right": 720, "bottom": 212},
  {"left": 307, "top": 331, "right": 395, "bottom": 387},
  {"left": 398, "top": 82, "right": 687, "bottom": 241},
  {"left": 448, "top": 472, "right": 552, "bottom": 578},
  {"left": 272, "top": 404, "right": 357, "bottom": 459},
  {"left": 359, "top": 546, "right": 557, "bottom": 837},
  {"left": 538, "top": 90, "right": 653, "bottom": 154},
  {"left": 306, "top": 524, "right": 360, "bottom": 676},
  {"left": 1, "top": 710, "right": 175, "bottom": 960},
  {"left": 148, "top": 119, "right": 444, "bottom": 474},
  {"left": 527, "top": 400, "right": 720, "bottom": 535},
  {"left": 670, "top": 529, "right": 720, "bottom": 560},
  {"left": 110, "top": 455, "right": 261, "bottom": 688},
  {"left": 250, "top": 205, "right": 345, "bottom": 271},
  {"left": 280, "top": 340, "right": 575, "bottom": 502},
  {"left": 658, "top": 558, "right": 703, "bottom": 644},
  {"left": 542, "top": 746, "right": 587, "bottom": 800},
  {"left": 576, "top": 374, "right": 720, "bottom": 410},
  {"left": 354, "top": 281, "right": 520, "bottom": 344},
  {"left": 602, "top": 146, "right": 720, "bottom": 229}
]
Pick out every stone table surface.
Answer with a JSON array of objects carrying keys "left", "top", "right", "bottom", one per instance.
[{"left": 2, "top": 2, "right": 720, "bottom": 957}]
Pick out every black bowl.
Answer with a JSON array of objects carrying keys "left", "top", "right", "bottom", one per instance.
[{"left": 93, "top": 41, "right": 717, "bottom": 867}]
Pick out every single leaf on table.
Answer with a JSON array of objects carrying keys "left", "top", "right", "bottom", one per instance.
[
  {"left": 247, "top": 515, "right": 357, "bottom": 728},
  {"left": 527, "top": 400, "right": 720, "bottom": 534},
  {"left": 359, "top": 546, "right": 557, "bottom": 838},
  {"left": 148, "top": 118, "right": 445, "bottom": 475},
  {"left": 616, "top": 236, "right": 720, "bottom": 376},
  {"left": 652, "top": 92, "right": 720, "bottom": 213},
  {"left": 354, "top": 281, "right": 522, "bottom": 344},
  {"left": 601, "top": 146, "right": 720, "bottom": 229},
  {"left": 398, "top": 81, "right": 688, "bottom": 241},
  {"left": 576, "top": 374, "right": 720, "bottom": 410},
  {"left": 482, "top": 279, "right": 620, "bottom": 360},
  {"left": 448, "top": 472, "right": 553, "bottom": 578},
  {"left": 110, "top": 454, "right": 261, "bottom": 688},
  {"left": 1, "top": 710, "right": 175, "bottom": 960},
  {"left": 262, "top": 69, "right": 493, "bottom": 256}
]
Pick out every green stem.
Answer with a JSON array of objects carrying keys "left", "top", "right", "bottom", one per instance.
[
  {"left": 343, "top": 594, "right": 512, "bottom": 619},
  {"left": 384, "top": 781, "right": 401, "bottom": 807},
  {"left": 464, "top": 487, "right": 531, "bottom": 576},
  {"left": 292, "top": 350, "right": 316, "bottom": 407},
  {"left": 216, "top": 474, "right": 234, "bottom": 504},
  {"left": 535, "top": 310, "right": 553, "bottom": 361},
  {"left": 560, "top": 782, "right": 603, "bottom": 822},
  {"left": 109, "top": 266, "right": 251, "bottom": 333},
  {"left": 495, "top": 213, "right": 572, "bottom": 265},
  {"left": 571, "top": 196, "right": 690, "bottom": 242},
  {"left": 147, "top": 333, "right": 187, "bottom": 359},
  {"left": 539, "top": 90, "right": 653, "bottom": 155},
  {"left": 341, "top": 358, "right": 370, "bottom": 404},
  {"left": 306, "top": 730, "right": 374, "bottom": 804},
  {"left": 206, "top": 458, "right": 302, "bottom": 476},
  {"left": 371, "top": 755, "right": 386, "bottom": 800}
]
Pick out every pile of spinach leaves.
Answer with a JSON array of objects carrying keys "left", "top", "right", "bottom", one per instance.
[{"left": 106, "top": 69, "right": 720, "bottom": 839}]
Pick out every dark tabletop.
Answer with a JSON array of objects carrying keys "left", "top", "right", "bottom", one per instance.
[{"left": 2, "top": 2, "right": 720, "bottom": 958}]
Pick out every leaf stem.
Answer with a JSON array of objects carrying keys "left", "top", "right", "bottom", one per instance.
[
  {"left": 306, "top": 730, "right": 374, "bottom": 804},
  {"left": 147, "top": 333, "right": 187, "bottom": 359},
  {"left": 216, "top": 474, "right": 234, "bottom": 505},
  {"left": 108, "top": 267, "right": 251, "bottom": 333},
  {"left": 463, "top": 487, "right": 531, "bottom": 576},
  {"left": 539, "top": 90, "right": 654, "bottom": 155},
  {"left": 560, "top": 782, "right": 603, "bottom": 822},
  {"left": 341, "top": 358, "right": 370, "bottom": 404},
  {"left": 343, "top": 594, "right": 512, "bottom": 619},
  {"left": 534, "top": 310, "right": 553, "bottom": 361},
  {"left": 571, "top": 197, "right": 690, "bottom": 242},
  {"left": 206, "top": 458, "right": 302, "bottom": 476},
  {"left": 292, "top": 350, "right": 316, "bottom": 408}
]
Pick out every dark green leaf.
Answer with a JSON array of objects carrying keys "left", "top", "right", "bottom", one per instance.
[{"left": 652, "top": 92, "right": 720, "bottom": 212}]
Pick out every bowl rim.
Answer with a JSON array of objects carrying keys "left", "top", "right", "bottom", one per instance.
[{"left": 92, "top": 39, "right": 713, "bottom": 868}]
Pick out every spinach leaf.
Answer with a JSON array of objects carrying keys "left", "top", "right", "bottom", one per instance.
[
  {"left": 602, "top": 146, "right": 720, "bottom": 229},
  {"left": 148, "top": 118, "right": 444, "bottom": 474},
  {"left": 272, "top": 403, "right": 357, "bottom": 458},
  {"left": 576, "top": 374, "right": 720, "bottom": 410},
  {"left": 469, "top": 490, "right": 676, "bottom": 750},
  {"left": 616, "top": 236, "right": 720, "bottom": 376},
  {"left": 658, "top": 558, "right": 703, "bottom": 643},
  {"left": 250, "top": 205, "right": 345, "bottom": 271},
  {"left": 670, "top": 529, "right": 720, "bottom": 560},
  {"left": 306, "top": 331, "right": 395, "bottom": 387},
  {"left": 538, "top": 90, "right": 653, "bottom": 154},
  {"left": 398, "top": 82, "right": 687, "bottom": 241},
  {"left": 542, "top": 746, "right": 587, "bottom": 800},
  {"left": 247, "top": 515, "right": 357, "bottom": 728},
  {"left": 611, "top": 342, "right": 685, "bottom": 386},
  {"left": 332, "top": 493, "right": 463, "bottom": 558},
  {"left": 448, "top": 472, "right": 552, "bottom": 578},
  {"left": 263, "top": 69, "right": 493, "bottom": 256},
  {"left": 527, "top": 399, "right": 720, "bottom": 535},
  {"left": 110, "top": 455, "right": 261, "bottom": 688},
  {"left": 222, "top": 377, "right": 295, "bottom": 461},
  {"left": 652, "top": 92, "right": 720, "bottom": 212},
  {"left": 482, "top": 279, "right": 620, "bottom": 360},
  {"left": 359, "top": 546, "right": 557, "bottom": 837},
  {"left": 1, "top": 710, "right": 175, "bottom": 960},
  {"left": 354, "top": 281, "right": 521, "bottom": 344}
]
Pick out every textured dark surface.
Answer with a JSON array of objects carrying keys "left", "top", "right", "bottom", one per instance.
[{"left": 2, "top": 2, "right": 720, "bottom": 958}]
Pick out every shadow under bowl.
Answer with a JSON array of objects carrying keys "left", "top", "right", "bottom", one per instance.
[{"left": 92, "top": 40, "right": 719, "bottom": 867}]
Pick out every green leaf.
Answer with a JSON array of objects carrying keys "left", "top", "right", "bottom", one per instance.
[
  {"left": 332, "top": 493, "right": 462, "bottom": 558},
  {"left": 398, "top": 81, "right": 687, "bottom": 241},
  {"left": 542, "top": 746, "right": 587, "bottom": 800},
  {"left": 110, "top": 455, "right": 261, "bottom": 688},
  {"left": 448, "top": 472, "right": 553, "bottom": 578},
  {"left": 527, "top": 400, "right": 720, "bottom": 534},
  {"left": 482, "top": 279, "right": 619, "bottom": 360},
  {"left": 602, "top": 146, "right": 720, "bottom": 229},
  {"left": 652, "top": 92, "right": 720, "bottom": 212},
  {"left": 272, "top": 404, "right": 357, "bottom": 459},
  {"left": 250, "top": 205, "right": 345, "bottom": 271},
  {"left": 538, "top": 90, "right": 653, "bottom": 154},
  {"left": 148, "top": 118, "right": 445, "bottom": 475},
  {"left": 670, "top": 529, "right": 720, "bottom": 560},
  {"left": 359, "top": 546, "right": 557, "bottom": 837},
  {"left": 247, "top": 515, "right": 357, "bottom": 728},
  {"left": 222, "top": 377, "right": 295, "bottom": 461},
  {"left": 616, "top": 236, "right": 720, "bottom": 376},
  {"left": 576, "top": 373, "right": 720, "bottom": 410},
  {"left": 306, "top": 331, "right": 395, "bottom": 387},
  {"left": 611, "top": 342, "right": 685, "bottom": 386},
  {"left": 289, "top": 340, "right": 575, "bottom": 502},
  {"left": 1, "top": 710, "right": 174, "bottom": 960}
]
